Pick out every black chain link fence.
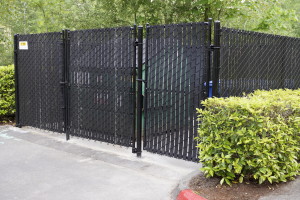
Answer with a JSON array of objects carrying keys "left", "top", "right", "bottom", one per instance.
[
  {"left": 17, "top": 32, "right": 64, "bottom": 132},
  {"left": 144, "top": 23, "right": 210, "bottom": 161},
  {"left": 15, "top": 22, "right": 300, "bottom": 162},
  {"left": 219, "top": 27, "right": 300, "bottom": 97}
]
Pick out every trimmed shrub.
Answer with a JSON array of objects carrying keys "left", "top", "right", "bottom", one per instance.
[
  {"left": 0, "top": 65, "right": 15, "bottom": 121},
  {"left": 196, "top": 89, "right": 300, "bottom": 185}
]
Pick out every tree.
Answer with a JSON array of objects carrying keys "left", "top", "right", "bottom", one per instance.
[{"left": 0, "top": 0, "right": 299, "bottom": 65}]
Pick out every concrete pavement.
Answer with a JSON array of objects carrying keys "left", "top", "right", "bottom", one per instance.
[
  {"left": 259, "top": 177, "right": 300, "bottom": 200},
  {"left": 0, "top": 125, "right": 199, "bottom": 200}
]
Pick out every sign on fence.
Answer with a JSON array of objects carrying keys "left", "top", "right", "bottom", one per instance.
[{"left": 19, "top": 41, "right": 28, "bottom": 50}]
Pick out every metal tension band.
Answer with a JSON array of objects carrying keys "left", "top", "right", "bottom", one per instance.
[
  {"left": 60, "top": 81, "right": 67, "bottom": 85},
  {"left": 136, "top": 79, "right": 147, "bottom": 83}
]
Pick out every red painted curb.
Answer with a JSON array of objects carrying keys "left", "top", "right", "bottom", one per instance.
[{"left": 177, "top": 189, "right": 208, "bottom": 200}]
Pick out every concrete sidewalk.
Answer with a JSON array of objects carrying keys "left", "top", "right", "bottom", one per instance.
[{"left": 0, "top": 125, "right": 199, "bottom": 200}]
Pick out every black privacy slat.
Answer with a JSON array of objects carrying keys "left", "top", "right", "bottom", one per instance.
[
  {"left": 144, "top": 23, "right": 210, "bottom": 161},
  {"left": 68, "top": 27, "right": 134, "bottom": 147},
  {"left": 18, "top": 32, "right": 64, "bottom": 132},
  {"left": 219, "top": 28, "right": 300, "bottom": 97}
]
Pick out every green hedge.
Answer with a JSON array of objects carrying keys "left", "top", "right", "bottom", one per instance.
[
  {"left": 0, "top": 65, "right": 15, "bottom": 121},
  {"left": 196, "top": 89, "right": 300, "bottom": 185}
]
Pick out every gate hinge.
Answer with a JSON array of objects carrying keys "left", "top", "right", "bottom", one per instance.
[
  {"left": 134, "top": 41, "right": 143, "bottom": 46},
  {"left": 210, "top": 45, "right": 220, "bottom": 50},
  {"left": 136, "top": 79, "right": 147, "bottom": 83}
]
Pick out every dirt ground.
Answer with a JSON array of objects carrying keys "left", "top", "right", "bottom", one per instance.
[
  {"left": 189, "top": 172, "right": 292, "bottom": 200},
  {"left": 0, "top": 117, "right": 15, "bottom": 125}
]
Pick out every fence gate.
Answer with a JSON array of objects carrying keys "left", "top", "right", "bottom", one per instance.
[
  {"left": 14, "top": 23, "right": 211, "bottom": 161},
  {"left": 143, "top": 23, "right": 210, "bottom": 161},
  {"left": 15, "top": 27, "right": 137, "bottom": 149},
  {"left": 15, "top": 32, "right": 64, "bottom": 132},
  {"left": 66, "top": 27, "right": 135, "bottom": 147}
]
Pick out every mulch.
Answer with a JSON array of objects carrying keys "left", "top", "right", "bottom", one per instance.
[{"left": 189, "top": 172, "right": 291, "bottom": 200}]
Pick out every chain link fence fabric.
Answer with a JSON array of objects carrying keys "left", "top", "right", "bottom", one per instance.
[
  {"left": 219, "top": 28, "right": 300, "bottom": 97},
  {"left": 68, "top": 27, "right": 135, "bottom": 147},
  {"left": 17, "top": 32, "right": 64, "bottom": 132},
  {"left": 15, "top": 22, "right": 300, "bottom": 162},
  {"left": 144, "top": 23, "right": 210, "bottom": 161}
]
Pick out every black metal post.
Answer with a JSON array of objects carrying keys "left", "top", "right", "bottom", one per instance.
[
  {"left": 206, "top": 18, "right": 212, "bottom": 98},
  {"left": 136, "top": 26, "right": 143, "bottom": 157},
  {"left": 212, "top": 21, "right": 221, "bottom": 97},
  {"left": 62, "top": 29, "right": 70, "bottom": 140},
  {"left": 143, "top": 24, "right": 149, "bottom": 149},
  {"left": 131, "top": 25, "right": 137, "bottom": 153},
  {"left": 13, "top": 34, "right": 21, "bottom": 127}
]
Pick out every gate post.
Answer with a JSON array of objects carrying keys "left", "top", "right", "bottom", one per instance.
[
  {"left": 62, "top": 29, "right": 70, "bottom": 140},
  {"left": 136, "top": 26, "right": 143, "bottom": 157},
  {"left": 143, "top": 23, "right": 149, "bottom": 149},
  {"left": 131, "top": 25, "right": 137, "bottom": 153},
  {"left": 206, "top": 18, "right": 212, "bottom": 98},
  {"left": 212, "top": 21, "right": 221, "bottom": 97},
  {"left": 14, "top": 34, "right": 21, "bottom": 127}
]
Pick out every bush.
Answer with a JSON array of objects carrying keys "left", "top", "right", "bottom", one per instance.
[
  {"left": 196, "top": 89, "right": 300, "bottom": 185},
  {"left": 0, "top": 65, "right": 15, "bottom": 121}
]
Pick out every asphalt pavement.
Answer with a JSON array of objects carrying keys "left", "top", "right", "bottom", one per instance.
[
  {"left": 1, "top": 125, "right": 299, "bottom": 200},
  {"left": 0, "top": 125, "right": 199, "bottom": 200}
]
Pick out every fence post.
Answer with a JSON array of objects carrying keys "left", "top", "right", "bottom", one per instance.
[
  {"left": 143, "top": 23, "right": 149, "bottom": 149},
  {"left": 206, "top": 18, "right": 212, "bottom": 98},
  {"left": 62, "top": 29, "right": 70, "bottom": 140},
  {"left": 131, "top": 25, "right": 137, "bottom": 153},
  {"left": 212, "top": 21, "right": 221, "bottom": 97},
  {"left": 14, "top": 34, "right": 21, "bottom": 127},
  {"left": 136, "top": 26, "right": 143, "bottom": 157}
]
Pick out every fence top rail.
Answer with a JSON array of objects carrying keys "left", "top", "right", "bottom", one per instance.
[
  {"left": 148, "top": 21, "right": 208, "bottom": 28},
  {"left": 70, "top": 25, "right": 133, "bottom": 34},
  {"left": 17, "top": 31, "right": 61, "bottom": 37},
  {"left": 16, "top": 26, "right": 133, "bottom": 37},
  {"left": 222, "top": 26, "right": 300, "bottom": 41}
]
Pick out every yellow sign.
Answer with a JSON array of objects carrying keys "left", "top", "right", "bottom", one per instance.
[{"left": 19, "top": 41, "right": 28, "bottom": 50}]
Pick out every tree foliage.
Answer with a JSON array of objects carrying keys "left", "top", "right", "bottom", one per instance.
[
  {"left": 0, "top": 65, "right": 15, "bottom": 120},
  {"left": 0, "top": 0, "right": 299, "bottom": 65}
]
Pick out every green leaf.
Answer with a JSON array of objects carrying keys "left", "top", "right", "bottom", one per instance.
[
  {"left": 267, "top": 177, "right": 273, "bottom": 184},
  {"left": 239, "top": 176, "right": 244, "bottom": 183},
  {"left": 225, "top": 178, "right": 232, "bottom": 186},
  {"left": 220, "top": 178, "right": 225, "bottom": 185}
]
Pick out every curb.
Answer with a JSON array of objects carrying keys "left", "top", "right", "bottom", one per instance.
[
  {"left": 171, "top": 170, "right": 200, "bottom": 199},
  {"left": 177, "top": 189, "right": 208, "bottom": 200},
  {"left": 171, "top": 170, "right": 207, "bottom": 200}
]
